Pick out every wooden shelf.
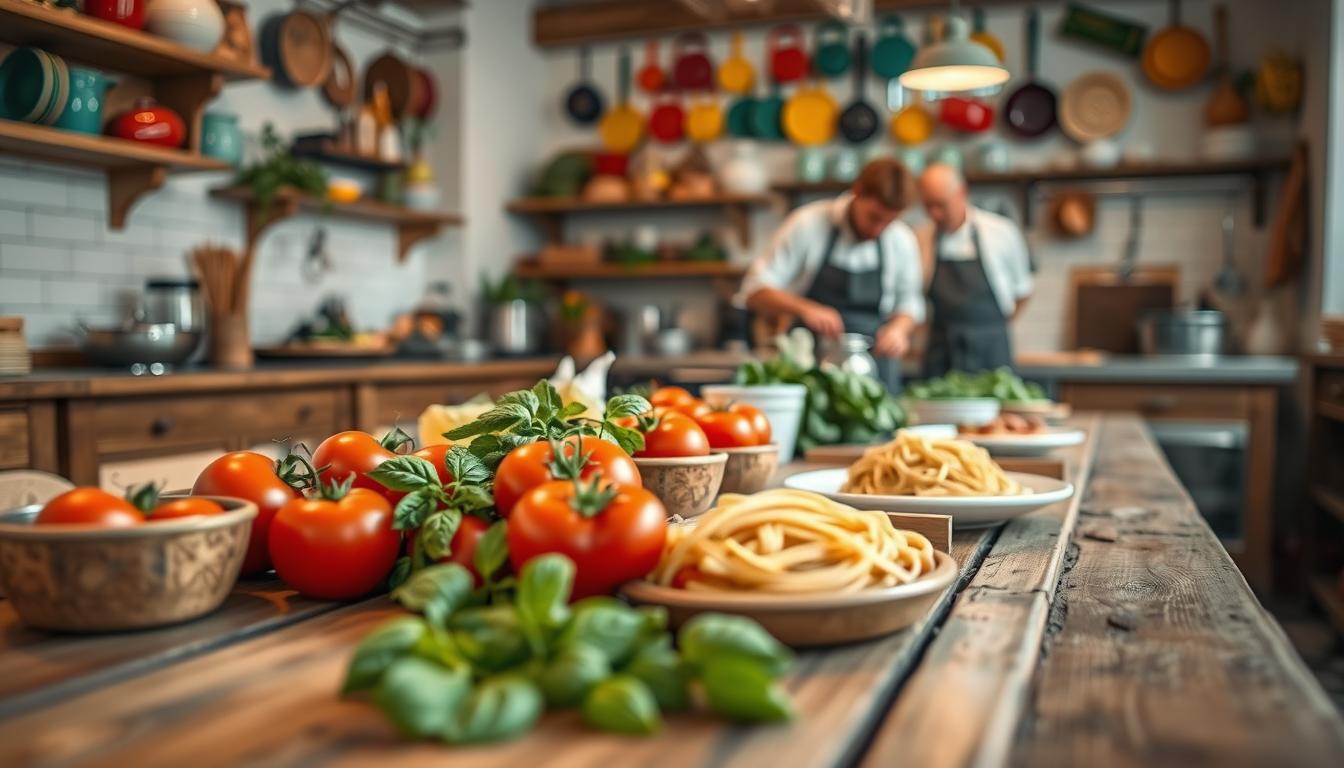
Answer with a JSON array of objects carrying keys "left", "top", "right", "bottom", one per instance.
[
  {"left": 507, "top": 193, "right": 773, "bottom": 248},
  {"left": 0, "top": 119, "right": 230, "bottom": 228},
  {"left": 0, "top": 0, "right": 268, "bottom": 80},
  {"left": 210, "top": 186, "right": 463, "bottom": 263},
  {"left": 773, "top": 158, "right": 1291, "bottom": 227},
  {"left": 1313, "top": 486, "right": 1344, "bottom": 526},
  {"left": 1310, "top": 576, "right": 1344, "bottom": 639},
  {"left": 291, "top": 140, "right": 407, "bottom": 173},
  {"left": 514, "top": 260, "right": 745, "bottom": 281}
]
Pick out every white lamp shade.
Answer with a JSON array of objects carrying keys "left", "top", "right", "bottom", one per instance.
[{"left": 898, "top": 16, "right": 1010, "bottom": 93}]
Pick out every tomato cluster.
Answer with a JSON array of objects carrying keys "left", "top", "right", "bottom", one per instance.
[{"left": 644, "top": 386, "right": 773, "bottom": 450}]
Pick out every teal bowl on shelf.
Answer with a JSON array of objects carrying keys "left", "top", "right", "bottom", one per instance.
[
  {"left": 54, "top": 66, "right": 108, "bottom": 134},
  {"left": 200, "top": 111, "right": 242, "bottom": 166},
  {"left": 0, "top": 47, "right": 53, "bottom": 122}
]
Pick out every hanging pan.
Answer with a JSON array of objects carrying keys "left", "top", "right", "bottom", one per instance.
[
  {"left": 648, "top": 92, "right": 685, "bottom": 143},
  {"left": 636, "top": 39, "right": 666, "bottom": 94},
  {"left": 783, "top": 78, "right": 838, "bottom": 146},
  {"left": 718, "top": 31, "right": 755, "bottom": 94},
  {"left": 1003, "top": 8, "right": 1057, "bottom": 138},
  {"left": 563, "top": 47, "right": 604, "bottom": 125},
  {"left": 600, "top": 47, "right": 644, "bottom": 153},
  {"left": 813, "top": 20, "right": 851, "bottom": 78},
  {"left": 838, "top": 34, "right": 878, "bottom": 143},
  {"left": 672, "top": 32, "right": 714, "bottom": 91},
  {"left": 871, "top": 16, "right": 916, "bottom": 79},
  {"left": 1142, "top": 0, "right": 1210, "bottom": 91}
]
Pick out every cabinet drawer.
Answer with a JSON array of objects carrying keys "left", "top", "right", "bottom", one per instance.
[
  {"left": 0, "top": 409, "right": 29, "bottom": 469},
  {"left": 94, "top": 389, "right": 344, "bottom": 456},
  {"left": 1318, "top": 370, "right": 1344, "bottom": 410},
  {"left": 1059, "top": 383, "right": 1249, "bottom": 420}
]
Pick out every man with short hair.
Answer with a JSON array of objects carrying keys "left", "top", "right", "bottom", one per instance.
[
  {"left": 915, "top": 163, "right": 1033, "bottom": 377},
  {"left": 741, "top": 158, "right": 924, "bottom": 390}
]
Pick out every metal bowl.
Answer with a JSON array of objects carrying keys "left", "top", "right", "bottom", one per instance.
[
  {"left": 1137, "top": 309, "right": 1229, "bottom": 358},
  {"left": 0, "top": 495, "right": 256, "bottom": 632},
  {"left": 80, "top": 322, "right": 202, "bottom": 370}
]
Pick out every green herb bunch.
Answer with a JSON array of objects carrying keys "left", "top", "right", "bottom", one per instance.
[{"left": 233, "top": 123, "right": 328, "bottom": 213}]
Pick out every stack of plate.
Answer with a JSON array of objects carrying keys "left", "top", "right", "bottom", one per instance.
[
  {"left": 0, "top": 47, "right": 70, "bottom": 126},
  {"left": 0, "top": 318, "right": 30, "bottom": 376}
]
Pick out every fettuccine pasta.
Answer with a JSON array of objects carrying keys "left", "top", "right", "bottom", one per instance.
[
  {"left": 843, "top": 433, "right": 1023, "bottom": 497},
  {"left": 650, "top": 489, "right": 936, "bottom": 593}
]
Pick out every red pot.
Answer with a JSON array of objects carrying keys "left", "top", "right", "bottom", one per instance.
[
  {"left": 939, "top": 97, "right": 994, "bottom": 132},
  {"left": 769, "top": 24, "right": 809, "bottom": 83},
  {"left": 648, "top": 96, "right": 685, "bottom": 143},
  {"left": 84, "top": 0, "right": 145, "bottom": 29},
  {"left": 671, "top": 32, "right": 713, "bottom": 91},
  {"left": 107, "top": 98, "right": 186, "bottom": 148}
]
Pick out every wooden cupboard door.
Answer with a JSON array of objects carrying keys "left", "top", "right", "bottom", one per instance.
[
  {"left": 1057, "top": 383, "right": 1249, "bottom": 420},
  {"left": 0, "top": 409, "right": 29, "bottom": 469}
]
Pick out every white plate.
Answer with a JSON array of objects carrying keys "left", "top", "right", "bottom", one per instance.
[
  {"left": 782, "top": 469, "right": 1074, "bottom": 528},
  {"left": 958, "top": 428, "right": 1086, "bottom": 456}
]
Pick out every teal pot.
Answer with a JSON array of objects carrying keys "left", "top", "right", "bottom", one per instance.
[
  {"left": 54, "top": 67, "right": 110, "bottom": 134},
  {"left": 200, "top": 111, "right": 242, "bottom": 166}
]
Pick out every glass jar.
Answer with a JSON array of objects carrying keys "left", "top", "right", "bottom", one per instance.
[{"left": 821, "top": 333, "right": 877, "bottom": 378}]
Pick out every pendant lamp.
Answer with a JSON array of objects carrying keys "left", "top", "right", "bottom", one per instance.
[{"left": 898, "top": 11, "right": 1010, "bottom": 94}]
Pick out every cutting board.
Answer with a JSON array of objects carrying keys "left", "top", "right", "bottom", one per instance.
[{"left": 1068, "top": 265, "right": 1179, "bottom": 353}]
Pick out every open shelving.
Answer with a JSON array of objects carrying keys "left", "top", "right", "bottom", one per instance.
[
  {"left": 513, "top": 259, "right": 745, "bottom": 282},
  {"left": 506, "top": 193, "right": 774, "bottom": 247}
]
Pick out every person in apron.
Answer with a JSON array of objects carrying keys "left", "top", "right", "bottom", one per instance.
[
  {"left": 916, "top": 163, "right": 1034, "bottom": 378},
  {"left": 738, "top": 159, "right": 926, "bottom": 393}
]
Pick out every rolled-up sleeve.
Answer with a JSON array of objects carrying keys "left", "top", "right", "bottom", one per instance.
[
  {"left": 739, "top": 209, "right": 813, "bottom": 302},
  {"left": 883, "top": 225, "right": 926, "bottom": 323}
]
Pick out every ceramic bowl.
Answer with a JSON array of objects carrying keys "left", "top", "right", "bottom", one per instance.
[
  {"left": 0, "top": 495, "right": 256, "bottom": 632},
  {"left": 633, "top": 453, "right": 728, "bottom": 520},
  {"left": 713, "top": 444, "right": 781, "bottom": 495},
  {"left": 0, "top": 48, "right": 53, "bottom": 123},
  {"left": 904, "top": 397, "right": 1001, "bottom": 428}
]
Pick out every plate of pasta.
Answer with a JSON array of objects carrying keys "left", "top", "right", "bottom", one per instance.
[
  {"left": 620, "top": 488, "right": 958, "bottom": 647},
  {"left": 783, "top": 433, "right": 1074, "bottom": 527}
]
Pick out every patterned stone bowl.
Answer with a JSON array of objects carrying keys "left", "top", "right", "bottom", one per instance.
[
  {"left": 0, "top": 495, "right": 256, "bottom": 633},
  {"left": 634, "top": 453, "right": 728, "bottom": 520},
  {"left": 714, "top": 444, "right": 781, "bottom": 495}
]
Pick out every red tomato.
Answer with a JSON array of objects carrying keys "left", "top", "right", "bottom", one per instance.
[
  {"left": 728, "top": 403, "right": 772, "bottom": 445},
  {"left": 694, "top": 410, "right": 760, "bottom": 448},
  {"left": 151, "top": 497, "right": 225, "bottom": 520},
  {"left": 443, "top": 515, "right": 491, "bottom": 585},
  {"left": 411, "top": 444, "right": 454, "bottom": 486},
  {"left": 493, "top": 435, "right": 642, "bottom": 516},
  {"left": 508, "top": 480, "right": 667, "bottom": 599},
  {"left": 636, "top": 411, "right": 711, "bottom": 458},
  {"left": 269, "top": 488, "right": 401, "bottom": 600},
  {"left": 193, "top": 451, "right": 300, "bottom": 575},
  {"left": 312, "top": 431, "right": 400, "bottom": 501},
  {"left": 649, "top": 386, "right": 697, "bottom": 410},
  {"left": 35, "top": 488, "right": 144, "bottom": 527}
]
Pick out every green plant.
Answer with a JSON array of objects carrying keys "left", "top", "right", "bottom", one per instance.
[
  {"left": 233, "top": 123, "right": 328, "bottom": 215},
  {"left": 480, "top": 274, "right": 544, "bottom": 306}
]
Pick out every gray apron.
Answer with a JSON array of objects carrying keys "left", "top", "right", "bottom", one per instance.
[
  {"left": 923, "top": 224, "right": 1014, "bottom": 378},
  {"left": 801, "top": 225, "right": 901, "bottom": 392}
]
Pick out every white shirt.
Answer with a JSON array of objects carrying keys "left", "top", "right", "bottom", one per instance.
[
  {"left": 916, "top": 206, "right": 1033, "bottom": 318},
  {"left": 740, "top": 193, "right": 925, "bottom": 323}
]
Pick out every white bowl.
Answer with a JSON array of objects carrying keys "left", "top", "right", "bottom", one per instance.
[
  {"left": 700, "top": 384, "right": 806, "bottom": 459},
  {"left": 904, "top": 397, "right": 1001, "bottom": 427}
]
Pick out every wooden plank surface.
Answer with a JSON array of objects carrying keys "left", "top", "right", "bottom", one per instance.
[
  {"left": 0, "top": 535, "right": 997, "bottom": 767},
  {"left": 0, "top": 580, "right": 339, "bottom": 718},
  {"left": 1011, "top": 417, "right": 1344, "bottom": 767},
  {"left": 860, "top": 416, "right": 1100, "bottom": 768}
]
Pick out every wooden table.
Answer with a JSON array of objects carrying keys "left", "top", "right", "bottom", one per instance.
[{"left": 1, "top": 415, "right": 1340, "bottom": 766}]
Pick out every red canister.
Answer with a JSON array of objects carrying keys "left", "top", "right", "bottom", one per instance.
[
  {"left": 84, "top": 0, "right": 145, "bottom": 30},
  {"left": 107, "top": 98, "right": 186, "bottom": 148}
]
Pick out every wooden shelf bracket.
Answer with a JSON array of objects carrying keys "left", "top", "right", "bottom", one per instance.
[{"left": 107, "top": 165, "right": 168, "bottom": 229}]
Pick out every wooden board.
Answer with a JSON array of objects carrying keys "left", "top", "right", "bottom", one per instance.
[
  {"left": 1009, "top": 417, "right": 1344, "bottom": 765},
  {"left": 0, "top": 580, "right": 339, "bottom": 719}
]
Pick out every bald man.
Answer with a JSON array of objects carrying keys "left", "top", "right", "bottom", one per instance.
[{"left": 915, "top": 164, "right": 1033, "bottom": 377}]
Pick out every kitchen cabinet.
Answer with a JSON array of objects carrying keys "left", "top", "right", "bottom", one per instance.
[
  {"left": 1305, "top": 354, "right": 1344, "bottom": 638},
  {"left": 0, "top": 402, "right": 57, "bottom": 473},
  {"left": 1057, "top": 381, "right": 1278, "bottom": 593}
]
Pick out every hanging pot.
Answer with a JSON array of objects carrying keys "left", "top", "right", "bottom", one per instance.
[
  {"left": 871, "top": 16, "right": 916, "bottom": 79},
  {"left": 672, "top": 32, "right": 713, "bottom": 90},
  {"left": 648, "top": 94, "right": 686, "bottom": 143},
  {"left": 752, "top": 79, "right": 786, "bottom": 140},
  {"left": 812, "top": 20, "right": 851, "bottom": 78},
  {"left": 838, "top": 34, "right": 878, "bottom": 144},
  {"left": 563, "top": 46, "right": 604, "bottom": 125},
  {"left": 939, "top": 97, "right": 994, "bottom": 132},
  {"left": 890, "top": 98, "right": 934, "bottom": 145},
  {"left": 718, "top": 31, "right": 755, "bottom": 94},
  {"left": 363, "top": 52, "right": 418, "bottom": 120},
  {"left": 261, "top": 10, "right": 331, "bottom": 89},
  {"left": 1002, "top": 8, "right": 1058, "bottom": 139},
  {"left": 599, "top": 48, "right": 644, "bottom": 153},
  {"left": 726, "top": 93, "right": 757, "bottom": 138},
  {"left": 636, "top": 38, "right": 666, "bottom": 93},
  {"left": 685, "top": 93, "right": 724, "bottom": 143},
  {"left": 768, "top": 24, "right": 809, "bottom": 83},
  {"left": 1142, "top": 0, "right": 1211, "bottom": 91}
]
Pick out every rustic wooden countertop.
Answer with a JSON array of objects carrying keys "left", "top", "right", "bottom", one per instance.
[{"left": 0, "top": 414, "right": 1338, "bottom": 765}]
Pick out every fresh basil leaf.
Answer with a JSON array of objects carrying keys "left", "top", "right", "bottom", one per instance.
[
  {"left": 442, "top": 674, "right": 544, "bottom": 744},
  {"left": 444, "top": 446, "right": 490, "bottom": 486},
  {"left": 392, "top": 563, "right": 475, "bottom": 629},
  {"left": 392, "top": 489, "right": 437, "bottom": 530},
  {"left": 450, "top": 606, "right": 531, "bottom": 672},
  {"left": 678, "top": 613, "right": 792, "bottom": 677},
  {"left": 604, "top": 394, "right": 652, "bottom": 420},
  {"left": 582, "top": 675, "right": 661, "bottom": 735},
  {"left": 368, "top": 456, "right": 440, "bottom": 492},
  {"left": 498, "top": 388, "right": 541, "bottom": 417},
  {"left": 623, "top": 640, "right": 690, "bottom": 712},
  {"left": 516, "top": 554, "right": 574, "bottom": 655},
  {"left": 699, "top": 656, "right": 793, "bottom": 722},
  {"left": 558, "top": 401, "right": 589, "bottom": 419},
  {"left": 387, "top": 556, "right": 412, "bottom": 590},
  {"left": 452, "top": 485, "right": 494, "bottom": 514},
  {"left": 559, "top": 597, "right": 646, "bottom": 667},
  {"left": 444, "top": 409, "right": 525, "bottom": 440},
  {"left": 536, "top": 642, "right": 610, "bottom": 707},
  {"left": 420, "top": 509, "right": 462, "bottom": 561},
  {"left": 375, "top": 656, "right": 471, "bottom": 738},
  {"left": 342, "top": 616, "right": 427, "bottom": 693},
  {"left": 532, "top": 379, "right": 562, "bottom": 418},
  {"left": 602, "top": 422, "right": 645, "bottom": 456},
  {"left": 473, "top": 520, "right": 509, "bottom": 580}
]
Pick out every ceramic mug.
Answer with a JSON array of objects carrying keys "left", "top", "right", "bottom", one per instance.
[
  {"left": 928, "top": 144, "right": 963, "bottom": 172},
  {"left": 797, "top": 147, "right": 828, "bottom": 183},
  {"left": 976, "top": 141, "right": 1010, "bottom": 173},
  {"left": 831, "top": 147, "right": 862, "bottom": 182},
  {"left": 899, "top": 147, "right": 927, "bottom": 175},
  {"left": 201, "top": 111, "right": 242, "bottom": 166},
  {"left": 54, "top": 67, "right": 109, "bottom": 135}
]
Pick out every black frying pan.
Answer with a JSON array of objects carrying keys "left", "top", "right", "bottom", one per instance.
[
  {"left": 839, "top": 34, "right": 879, "bottom": 143},
  {"left": 564, "top": 46, "right": 604, "bottom": 125},
  {"left": 1003, "top": 8, "right": 1057, "bottom": 138}
]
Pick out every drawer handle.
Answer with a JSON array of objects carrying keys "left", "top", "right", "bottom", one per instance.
[
  {"left": 151, "top": 416, "right": 174, "bottom": 435},
  {"left": 297, "top": 405, "right": 314, "bottom": 422},
  {"left": 1139, "top": 395, "right": 1179, "bottom": 412}
]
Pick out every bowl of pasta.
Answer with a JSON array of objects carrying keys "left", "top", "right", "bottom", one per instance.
[
  {"left": 783, "top": 432, "right": 1075, "bottom": 527},
  {"left": 713, "top": 444, "right": 781, "bottom": 495},
  {"left": 633, "top": 452, "right": 728, "bottom": 519},
  {"left": 621, "top": 488, "right": 958, "bottom": 647}
]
